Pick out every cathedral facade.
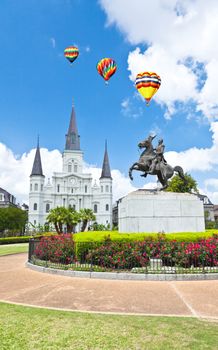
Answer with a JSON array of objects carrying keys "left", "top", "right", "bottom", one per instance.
[{"left": 28, "top": 103, "right": 113, "bottom": 230}]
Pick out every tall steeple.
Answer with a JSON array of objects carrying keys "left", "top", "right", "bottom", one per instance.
[
  {"left": 100, "top": 141, "right": 112, "bottom": 179},
  {"left": 30, "top": 137, "right": 44, "bottom": 177},
  {"left": 65, "top": 100, "right": 80, "bottom": 150}
]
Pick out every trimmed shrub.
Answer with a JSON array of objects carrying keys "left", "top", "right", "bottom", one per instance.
[
  {"left": 34, "top": 235, "right": 75, "bottom": 264},
  {"left": 0, "top": 232, "right": 56, "bottom": 245}
]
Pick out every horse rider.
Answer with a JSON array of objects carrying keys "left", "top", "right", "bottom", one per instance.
[{"left": 148, "top": 139, "right": 166, "bottom": 174}]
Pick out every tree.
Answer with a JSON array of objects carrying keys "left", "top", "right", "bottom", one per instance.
[
  {"left": 65, "top": 208, "right": 81, "bottom": 233},
  {"left": 166, "top": 173, "right": 198, "bottom": 193},
  {"left": 79, "top": 208, "right": 96, "bottom": 232},
  {"left": 46, "top": 207, "right": 66, "bottom": 234},
  {"left": 0, "top": 207, "right": 28, "bottom": 236},
  {"left": 46, "top": 207, "right": 81, "bottom": 234}
]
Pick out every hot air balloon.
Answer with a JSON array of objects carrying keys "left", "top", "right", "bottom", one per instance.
[
  {"left": 135, "top": 72, "right": 161, "bottom": 105},
  {"left": 64, "top": 46, "right": 79, "bottom": 64},
  {"left": 97, "top": 58, "right": 117, "bottom": 83}
]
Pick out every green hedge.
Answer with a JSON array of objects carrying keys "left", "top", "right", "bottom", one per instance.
[
  {"left": 74, "top": 230, "right": 217, "bottom": 243},
  {"left": 0, "top": 232, "right": 56, "bottom": 245}
]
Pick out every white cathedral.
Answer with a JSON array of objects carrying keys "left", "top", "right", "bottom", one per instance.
[{"left": 28, "top": 102, "right": 113, "bottom": 230}]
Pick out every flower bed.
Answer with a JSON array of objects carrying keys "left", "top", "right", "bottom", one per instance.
[{"left": 31, "top": 234, "right": 218, "bottom": 273}]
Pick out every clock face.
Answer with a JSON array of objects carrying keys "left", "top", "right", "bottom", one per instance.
[{"left": 70, "top": 177, "right": 76, "bottom": 185}]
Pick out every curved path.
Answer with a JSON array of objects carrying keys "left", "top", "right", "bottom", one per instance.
[{"left": 0, "top": 253, "right": 218, "bottom": 319}]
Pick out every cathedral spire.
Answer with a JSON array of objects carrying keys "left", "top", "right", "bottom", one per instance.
[
  {"left": 30, "top": 137, "right": 44, "bottom": 177},
  {"left": 65, "top": 101, "right": 80, "bottom": 150},
  {"left": 100, "top": 140, "right": 112, "bottom": 179}
]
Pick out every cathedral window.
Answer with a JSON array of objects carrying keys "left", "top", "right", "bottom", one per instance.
[
  {"left": 63, "top": 198, "right": 66, "bottom": 207},
  {"left": 41, "top": 184, "right": 43, "bottom": 191},
  {"left": 85, "top": 185, "right": 87, "bottom": 193},
  {"left": 106, "top": 204, "right": 109, "bottom": 211},
  {"left": 34, "top": 183, "right": 38, "bottom": 191},
  {"left": 106, "top": 185, "right": 109, "bottom": 192},
  {"left": 46, "top": 204, "right": 50, "bottom": 213},
  {"left": 74, "top": 164, "right": 78, "bottom": 173},
  {"left": 33, "top": 203, "right": 37, "bottom": 211},
  {"left": 71, "top": 188, "right": 73, "bottom": 193},
  {"left": 68, "top": 163, "right": 72, "bottom": 172},
  {"left": 30, "top": 184, "right": 32, "bottom": 191},
  {"left": 94, "top": 204, "right": 98, "bottom": 213},
  {"left": 101, "top": 186, "right": 103, "bottom": 193},
  {"left": 57, "top": 184, "right": 60, "bottom": 192}
]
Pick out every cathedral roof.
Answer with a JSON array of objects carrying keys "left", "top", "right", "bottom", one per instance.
[
  {"left": 100, "top": 141, "right": 112, "bottom": 179},
  {"left": 30, "top": 138, "right": 44, "bottom": 177},
  {"left": 65, "top": 102, "right": 81, "bottom": 151}
]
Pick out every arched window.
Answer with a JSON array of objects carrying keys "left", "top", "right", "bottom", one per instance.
[
  {"left": 33, "top": 203, "right": 37, "bottom": 211},
  {"left": 68, "top": 163, "right": 72, "bottom": 172},
  {"left": 94, "top": 204, "right": 98, "bottom": 213},
  {"left": 30, "top": 184, "right": 32, "bottom": 191},
  {"left": 34, "top": 183, "right": 38, "bottom": 191},
  {"left": 106, "top": 204, "right": 109, "bottom": 211},
  {"left": 106, "top": 185, "right": 109, "bottom": 192},
  {"left": 74, "top": 163, "right": 78, "bottom": 173},
  {"left": 85, "top": 185, "right": 87, "bottom": 193},
  {"left": 46, "top": 203, "right": 50, "bottom": 213},
  {"left": 57, "top": 184, "right": 60, "bottom": 192},
  {"left": 41, "top": 184, "right": 43, "bottom": 191}
]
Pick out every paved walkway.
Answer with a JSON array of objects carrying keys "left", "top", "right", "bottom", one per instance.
[{"left": 0, "top": 253, "right": 218, "bottom": 319}]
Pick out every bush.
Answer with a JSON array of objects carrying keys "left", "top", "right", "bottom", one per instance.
[
  {"left": 86, "top": 241, "right": 150, "bottom": 269},
  {"left": 84, "top": 236, "right": 218, "bottom": 269},
  {"left": 0, "top": 232, "right": 56, "bottom": 245},
  {"left": 34, "top": 235, "right": 75, "bottom": 264},
  {"left": 74, "top": 230, "right": 216, "bottom": 243}
]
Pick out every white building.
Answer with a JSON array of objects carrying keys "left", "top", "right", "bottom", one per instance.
[{"left": 28, "top": 102, "right": 113, "bottom": 230}]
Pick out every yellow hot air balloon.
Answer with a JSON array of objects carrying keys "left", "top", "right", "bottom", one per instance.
[{"left": 135, "top": 72, "right": 161, "bottom": 105}]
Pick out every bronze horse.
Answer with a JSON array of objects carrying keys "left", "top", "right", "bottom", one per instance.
[{"left": 129, "top": 135, "right": 186, "bottom": 190}]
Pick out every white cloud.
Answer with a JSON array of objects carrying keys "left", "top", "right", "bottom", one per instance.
[
  {"left": 121, "top": 94, "right": 143, "bottom": 118},
  {"left": 0, "top": 143, "right": 62, "bottom": 205},
  {"left": 100, "top": 0, "right": 218, "bottom": 119},
  {"left": 50, "top": 37, "right": 56, "bottom": 48}
]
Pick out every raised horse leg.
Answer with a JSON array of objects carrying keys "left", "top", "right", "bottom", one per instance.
[{"left": 129, "top": 162, "right": 141, "bottom": 180}]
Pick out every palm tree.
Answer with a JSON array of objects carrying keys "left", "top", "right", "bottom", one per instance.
[
  {"left": 46, "top": 207, "right": 66, "bottom": 234},
  {"left": 65, "top": 208, "right": 81, "bottom": 233},
  {"left": 79, "top": 208, "right": 96, "bottom": 232}
]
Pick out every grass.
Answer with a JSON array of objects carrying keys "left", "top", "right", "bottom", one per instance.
[
  {"left": 0, "top": 243, "right": 28, "bottom": 256},
  {"left": 0, "top": 302, "right": 217, "bottom": 350}
]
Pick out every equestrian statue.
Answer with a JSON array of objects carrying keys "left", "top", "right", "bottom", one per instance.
[{"left": 129, "top": 134, "right": 186, "bottom": 190}]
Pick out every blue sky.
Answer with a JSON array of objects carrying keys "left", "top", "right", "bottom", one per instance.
[{"left": 1, "top": 0, "right": 218, "bottom": 203}]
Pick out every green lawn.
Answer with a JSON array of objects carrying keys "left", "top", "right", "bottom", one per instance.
[
  {"left": 0, "top": 303, "right": 217, "bottom": 350},
  {"left": 0, "top": 243, "right": 28, "bottom": 256}
]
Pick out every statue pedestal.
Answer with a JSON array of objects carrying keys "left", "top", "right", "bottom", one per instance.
[{"left": 118, "top": 190, "right": 205, "bottom": 233}]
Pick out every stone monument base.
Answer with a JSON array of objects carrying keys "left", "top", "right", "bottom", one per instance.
[{"left": 118, "top": 190, "right": 205, "bottom": 233}]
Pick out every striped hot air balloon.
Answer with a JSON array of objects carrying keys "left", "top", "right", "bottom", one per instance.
[
  {"left": 135, "top": 72, "right": 161, "bottom": 105},
  {"left": 64, "top": 46, "right": 79, "bottom": 64},
  {"left": 97, "top": 58, "right": 117, "bottom": 83}
]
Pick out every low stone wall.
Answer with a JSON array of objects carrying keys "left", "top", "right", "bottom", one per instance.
[{"left": 26, "top": 262, "right": 218, "bottom": 281}]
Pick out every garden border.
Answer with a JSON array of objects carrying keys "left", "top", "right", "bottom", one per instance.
[{"left": 26, "top": 261, "right": 218, "bottom": 281}]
